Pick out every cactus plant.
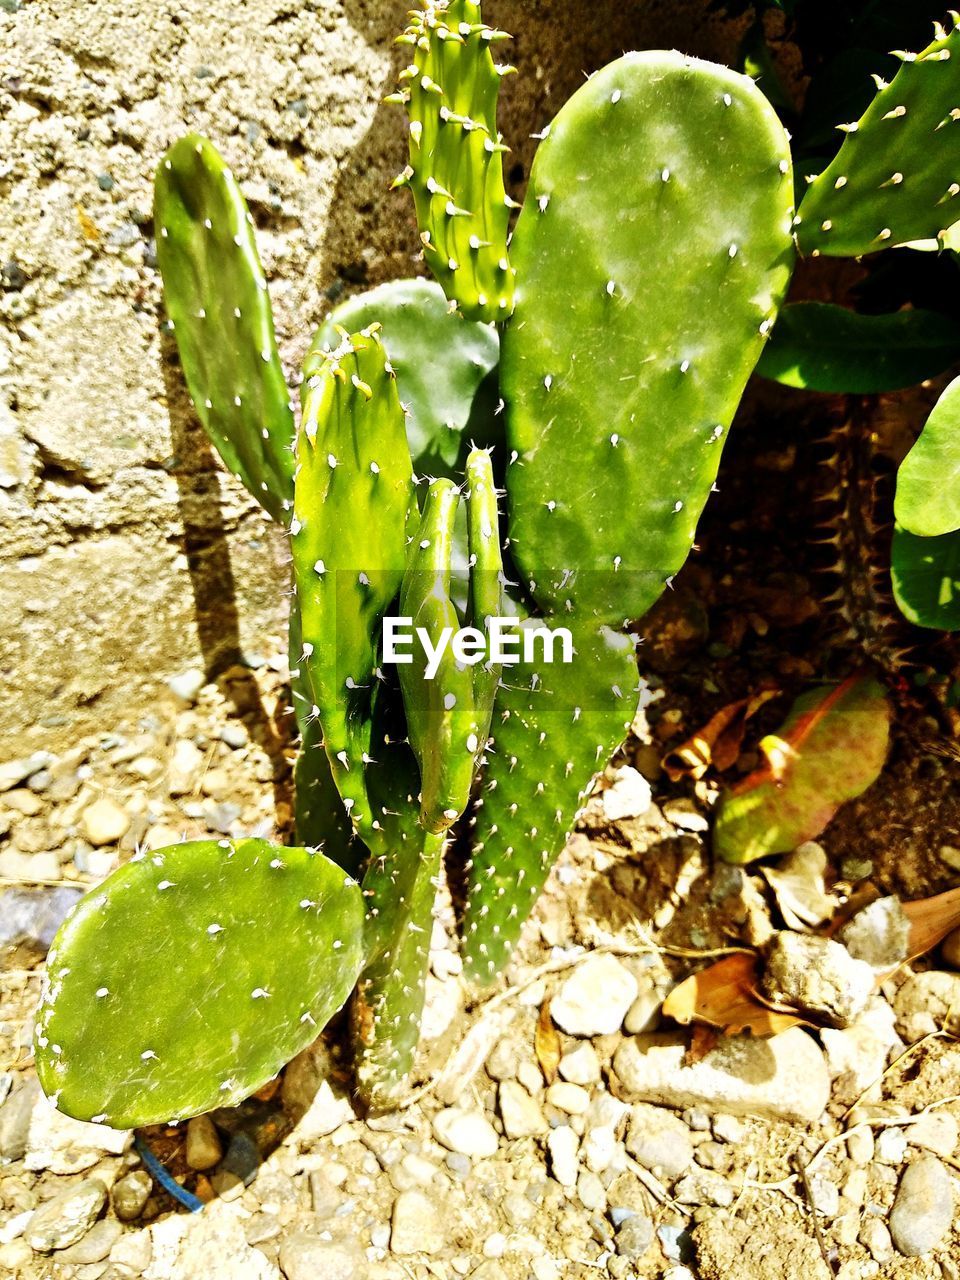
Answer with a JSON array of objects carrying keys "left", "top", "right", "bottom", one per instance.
[
  {"left": 38, "top": 8, "right": 809, "bottom": 1123},
  {"left": 35, "top": 839, "right": 365, "bottom": 1127},
  {"left": 499, "top": 51, "right": 794, "bottom": 624},
  {"left": 757, "top": 301, "right": 960, "bottom": 393},
  {"left": 795, "top": 16, "right": 960, "bottom": 257},
  {"left": 388, "top": 0, "right": 516, "bottom": 323},
  {"left": 154, "top": 135, "right": 294, "bottom": 522}
]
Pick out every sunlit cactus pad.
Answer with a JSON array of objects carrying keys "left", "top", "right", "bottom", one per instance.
[
  {"left": 502, "top": 51, "right": 794, "bottom": 624},
  {"left": 154, "top": 135, "right": 294, "bottom": 522},
  {"left": 462, "top": 622, "right": 638, "bottom": 985},
  {"left": 312, "top": 278, "right": 501, "bottom": 477},
  {"left": 391, "top": 0, "right": 516, "bottom": 321},
  {"left": 34, "top": 839, "right": 364, "bottom": 1128},
  {"left": 796, "top": 17, "right": 960, "bottom": 257}
]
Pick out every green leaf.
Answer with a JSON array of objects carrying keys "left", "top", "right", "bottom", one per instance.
[
  {"left": 713, "top": 676, "right": 891, "bottom": 865},
  {"left": 894, "top": 374, "right": 960, "bottom": 535},
  {"left": 757, "top": 302, "right": 960, "bottom": 393},
  {"left": 35, "top": 839, "right": 365, "bottom": 1127},
  {"left": 891, "top": 523, "right": 960, "bottom": 631}
]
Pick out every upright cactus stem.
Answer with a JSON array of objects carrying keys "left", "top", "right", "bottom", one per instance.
[
  {"left": 154, "top": 135, "right": 294, "bottom": 522},
  {"left": 291, "top": 325, "right": 417, "bottom": 853},
  {"left": 389, "top": 0, "right": 516, "bottom": 322},
  {"left": 795, "top": 16, "right": 960, "bottom": 256}
]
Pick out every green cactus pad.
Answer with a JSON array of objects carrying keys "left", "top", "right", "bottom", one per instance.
[
  {"left": 757, "top": 302, "right": 960, "bottom": 393},
  {"left": 461, "top": 621, "right": 638, "bottom": 986},
  {"left": 713, "top": 676, "right": 891, "bottom": 864},
  {"left": 353, "top": 830, "right": 445, "bottom": 1111},
  {"left": 312, "top": 279, "right": 501, "bottom": 478},
  {"left": 891, "top": 524, "right": 960, "bottom": 631},
  {"left": 288, "top": 599, "right": 363, "bottom": 874},
  {"left": 895, "top": 375, "right": 960, "bottom": 536},
  {"left": 795, "top": 18, "right": 960, "bottom": 257},
  {"left": 34, "top": 839, "right": 365, "bottom": 1128},
  {"left": 390, "top": 1, "right": 516, "bottom": 322},
  {"left": 291, "top": 325, "right": 416, "bottom": 851},
  {"left": 154, "top": 135, "right": 294, "bottom": 522},
  {"left": 501, "top": 52, "right": 794, "bottom": 624}
]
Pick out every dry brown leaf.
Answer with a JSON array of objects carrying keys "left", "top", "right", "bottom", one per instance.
[
  {"left": 662, "top": 951, "right": 808, "bottom": 1038},
  {"left": 902, "top": 886, "right": 960, "bottom": 965},
  {"left": 661, "top": 690, "right": 779, "bottom": 782},
  {"left": 535, "top": 999, "right": 561, "bottom": 1084}
]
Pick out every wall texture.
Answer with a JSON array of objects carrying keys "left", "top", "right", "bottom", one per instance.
[{"left": 0, "top": 0, "right": 748, "bottom": 756}]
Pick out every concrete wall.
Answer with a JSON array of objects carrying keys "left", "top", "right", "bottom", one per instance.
[{"left": 0, "top": 0, "right": 747, "bottom": 756}]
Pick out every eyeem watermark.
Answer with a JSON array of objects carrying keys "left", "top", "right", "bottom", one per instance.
[{"left": 384, "top": 616, "right": 574, "bottom": 680}]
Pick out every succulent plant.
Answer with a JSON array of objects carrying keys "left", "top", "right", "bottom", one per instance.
[
  {"left": 795, "top": 16, "right": 960, "bottom": 257},
  {"left": 37, "top": 2, "right": 808, "bottom": 1121},
  {"left": 388, "top": 0, "right": 516, "bottom": 322}
]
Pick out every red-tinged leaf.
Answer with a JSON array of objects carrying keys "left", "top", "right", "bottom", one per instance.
[{"left": 713, "top": 674, "right": 891, "bottom": 865}]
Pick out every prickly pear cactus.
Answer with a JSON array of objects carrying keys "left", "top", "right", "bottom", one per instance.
[
  {"left": 154, "top": 135, "right": 294, "bottom": 522},
  {"left": 291, "top": 325, "right": 417, "bottom": 852},
  {"left": 34, "top": 839, "right": 365, "bottom": 1127},
  {"left": 353, "top": 829, "right": 445, "bottom": 1110},
  {"left": 389, "top": 0, "right": 516, "bottom": 322},
  {"left": 313, "top": 278, "right": 501, "bottom": 478},
  {"left": 795, "top": 18, "right": 960, "bottom": 257},
  {"left": 461, "top": 622, "right": 638, "bottom": 985},
  {"left": 502, "top": 51, "right": 794, "bottom": 624}
]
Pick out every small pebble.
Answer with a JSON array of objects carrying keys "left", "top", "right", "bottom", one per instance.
[
  {"left": 391, "top": 1189, "right": 446, "bottom": 1254},
  {"left": 889, "top": 1155, "right": 954, "bottom": 1256},
  {"left": 547, "top": 1126, "right": 579, "bottom": 1187},
  {"left": 111, "top": 1170, "right": 151, "bottom": 1222},
  {"left": 615, "top": 1214, "right": 653, "bottom": 1259},
  {"left": 433, "top": 1108, "right": 499, "bottom": 1159},
  {"left": 186, "top": 1114, "right": 223, "bottom": 1171},
  {"left": 81, "top": 797, "right": 130, "bottom": 846},
  {"left": 876, "top": 1126, "right": 908, "bottom": 1165},
  {"left": 551, "top": 954, "right": 638, "bottom": 1037},
  {"left": 166, "top": 670, "right": 205, "bottom": 705},
  {"left": 545, "top": 1082, "right": 590, "bottom": 1115},
  {"left": 26, "top": 1178, "right": 106, "bottom": 1252},
  {"left": 558, "top": 1042, "right": 601, "bottom": 1085},
  {"left": 860, "top": 1217, "right": 893, "bottom": 1264},
  {"left": 498, "top": 1081, "right": 547, "bottom": 1139}
]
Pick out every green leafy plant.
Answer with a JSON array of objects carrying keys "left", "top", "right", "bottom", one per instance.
[{"left": 36, "top": 2, "right": 797, "bottom": 1122}]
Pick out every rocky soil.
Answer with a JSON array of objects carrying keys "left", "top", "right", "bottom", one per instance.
[{"left": 1, "top": 652, "right": 959, "bottom": 1280}]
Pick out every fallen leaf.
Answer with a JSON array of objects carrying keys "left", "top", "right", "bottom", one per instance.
[
  {"left": 535, "top": 999, "right": 561, "bottom": 1084},
  {"left": 902, "top": 886, "right": 960, "bottom": 965},
  {"left": 714, "top": 674, "right": 891, "bottom": 865},
  {"left": 686, "top": 1023, "right": 722, "bottom": 1063},
  {"left": 662, "top": 690, "right": 779, "bottom": 782},
  {"left": 662, "top": 951, "right": 809, "bottom": 1038}
]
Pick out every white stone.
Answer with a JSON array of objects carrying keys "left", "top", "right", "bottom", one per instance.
[
  {"left": 25, "top": 1094, "right": 130, "bottom": 1173},
  {"left": 601, "top": 766, "right": 652, "bottom": 822},
  {"left": 547, "top": 1125, "right": 579, "bottom": 1187},
  {"left": 906, "top": 1111, "right": 958, "bottom": 1157},
  {"left": 612, "top": 1028, "right": 830, "bottom": 1124},
  {"left": 391, "top": 1189, "right": 446, "bottom": 1255},
  {"left": 558, "top": 1042, "right": 601, "bottom": 1085},
  {"left": 432, "top": 1108, "right": 499, "bottom": 1158},
  {"left": 81, "top": 796, "right": 130, "bottom": 846},
  {"left": 545, "top": 1082, "right": 591, "bottom": 1115},
  {"left": 552, "top": 954, "right": 638, "bottom": 1037},
  {"left": 167, "top": 739, "right": 204, "bottom": 797},
  {"left": 498, "top": 1081, "right": 547, "bottom": 1139}
]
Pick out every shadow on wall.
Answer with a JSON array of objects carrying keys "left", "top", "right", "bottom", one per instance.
[
  {"left": 319, "top": 0, "right": 749, "bottom": 297},
  {"left": 158, "top": 334, "right": 292, "bottom": 809}
]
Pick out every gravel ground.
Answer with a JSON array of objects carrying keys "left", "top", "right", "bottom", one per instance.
[{"left": 1, "top": 651, "right": 959, "bottom": 1280}]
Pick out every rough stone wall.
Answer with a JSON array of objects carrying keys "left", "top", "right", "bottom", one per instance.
[{"left": 0, "top": 0, "right": 745, "bottom": 757}]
